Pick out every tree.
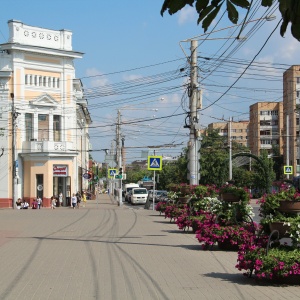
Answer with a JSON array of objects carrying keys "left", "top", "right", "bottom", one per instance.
[
  {"left": 161, "top": 0, "right": 300, "bottom": 41},
  {"left": 125, "top": 165, "right": 152, "bottom": 183},
  {"left": 158, "top": 151, "right": 189, "bottom": 189},
  {"left": 271, "top": 145, "right": 284, "bottom": 180},
  {"left": 200, "top": 129, "right": 228, "bottom": 185},
  {"left": 251, "top": 150, "right": 275, "bottom": 193}
]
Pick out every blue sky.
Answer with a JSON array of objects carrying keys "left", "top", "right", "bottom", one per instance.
[{"left": 1, "top": 1, "right": 299, "bottom": 164}]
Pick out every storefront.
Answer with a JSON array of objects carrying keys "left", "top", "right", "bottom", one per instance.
[{"left": 53, "top": 165, "right": 71, "bottom": 206}]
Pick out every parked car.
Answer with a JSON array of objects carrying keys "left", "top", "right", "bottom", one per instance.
[
  {"left": 123, "top": 183, "right": 139, "bottom": 199},
  {"left": 148, "top": 190, "right": 168, "bottom": 203},
  {"left": 156, "top": 191, "right": 168, "bottom": 202},
  {"left": 131, "top": 188, "right": 148, "bottom": 205}
]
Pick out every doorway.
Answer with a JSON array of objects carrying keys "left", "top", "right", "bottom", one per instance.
[
  {"left": 53, "top": 176, "right": 70, "bottom": 206},
  {"left": 36, "top": 174, "right": 44, "bottom": 199}
]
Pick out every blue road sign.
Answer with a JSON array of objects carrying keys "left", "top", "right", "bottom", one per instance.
[
  {"left": 108, "top": 169, "right": 117, "bottom": 178},
  {"left": 148, "top": 156, "right": 162, "bottom": 170}
]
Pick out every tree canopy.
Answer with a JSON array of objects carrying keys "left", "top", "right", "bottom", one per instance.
[{"left": 161, "top": 0, "right": 300, "bottom": 41}]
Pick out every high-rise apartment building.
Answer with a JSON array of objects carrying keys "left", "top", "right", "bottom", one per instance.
[
  {"left": 207, "top": 120, "right": 249, "bottom": 148},
  {"left": 283, "top": 65, "right": 300, "bottom": 176},
  {"left": 0, "top": 20, "right": 91, "bottom": 208},
  {"left": 248, "top": 102, "right": 283, "bottom": 157}
]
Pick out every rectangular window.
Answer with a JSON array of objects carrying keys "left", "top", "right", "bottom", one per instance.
[
  {"left": 260, "top": 120, "right": 271, "bottom": 126},
  {"left": 260, "top": 111, "right": 268, "bottom": 115},
  {"left": 53, "top": 115, "right": 61, "bottom": 142},
  {"left": 260, "top": 130, "right": 271, "bottom": 136},
  {"left": 297, "top": 77, "right": 300, "bottom": 84},
  {"left": 25, "top": 113, "right": 33, "bottom": 141},
  {"left": 38, "top": 114, "right": 49, "bottom": 141}
]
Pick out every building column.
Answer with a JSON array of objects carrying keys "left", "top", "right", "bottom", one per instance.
[
  {"left": 33, "top": 111, "right": 38, "bottom": 140},
  {"left": 49, "top": 110, "right": 53, "bottom": 141}
]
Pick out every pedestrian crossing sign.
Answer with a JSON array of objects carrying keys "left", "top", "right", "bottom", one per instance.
[
  {"left": 108, "top": 168, "right": 117, "bottom": 178},
  {"left": 284, "top": 166, "right": 293, "bottom": 175},
  {"left": 148, "top": 156, "right": 162, "bottom": 170}
]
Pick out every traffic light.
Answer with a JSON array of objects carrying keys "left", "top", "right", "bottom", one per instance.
[{"left": 119, "top": 167, "right": 123, "bottom": 175}]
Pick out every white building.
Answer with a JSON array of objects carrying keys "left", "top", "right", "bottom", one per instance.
[{"left": 0, "top": 20, "right": 91, "bottom": 208}]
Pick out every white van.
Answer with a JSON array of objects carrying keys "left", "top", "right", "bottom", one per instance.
[
  {"left": 131, "top": 188, "right": 148, "bottom": 205},
  {"left": 124, "top": 183, "right": 139, "bottom": 201}
]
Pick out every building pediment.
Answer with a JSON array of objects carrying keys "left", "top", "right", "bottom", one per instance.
[{"left": 30, "top": 93, "right": 59, "bottom": 107}]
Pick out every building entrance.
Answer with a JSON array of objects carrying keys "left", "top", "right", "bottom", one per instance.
[{"left": 53, "top": 176, "right": 70, "bottom": 206}]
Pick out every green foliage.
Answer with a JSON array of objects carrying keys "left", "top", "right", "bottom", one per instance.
[
  {"left": 125, "top": 166, "right": 152, "bottom": 184},
  {"left": 161, "top": 0, "right": 300, "bottom": 41},
  {"left": 232, "top": 168, "right": 254, "bottom": 188},
  {"left": 258, "top": 186, "right": 300, "bottom": 217},
  {"left": 238, "top": 244, "right": 300, "bottom": 279},
  {"left": 251, "top": 150, "right": 275, "bottom": 193},
  {"left": 158, "top": 149, "right": 188, "bottom": 189},
  {"left": 272, "top": 145, "right": 284, "bottom": 180},
  {"left": 219, "top": 184, "right": 250, "bottom": 204},
  {"left": 200, "top": 129, "right": 228, "bottom": 186}
]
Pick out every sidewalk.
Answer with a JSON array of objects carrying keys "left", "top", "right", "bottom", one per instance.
[{"left": 0, "top": 194, "right": 298, "bottom": 299}]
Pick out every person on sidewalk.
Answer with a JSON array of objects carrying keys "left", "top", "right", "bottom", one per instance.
[
  {"left": 37, "top": 197, "right": 42, "bottom": 209},
  {"left": 51, "top": 196, "right": 56, "bottom": 209},
  {"left": 82, "top": 191, "right": 87, "bottom": 207},
  {"left": 76, "top": 191, "right": 81, "bottom": 208},
  {"left": 32, "top": 199, "right": 38, "bottom": 209},
  {"left": 22, "top": 200, "right": 29, "bottom": 209},
  {"left": 16, "top": 198, "right": 22, "bottom": 209},
  {"left": 71, "top": 193, "right": 77, "bottom": 209},
  {"left": 58, "top": 192, "right": 63, "bottom": 207}
]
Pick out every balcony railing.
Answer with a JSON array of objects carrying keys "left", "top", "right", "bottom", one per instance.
[{"left": 22, "top": 140, "right": 75, "bottom": 153}]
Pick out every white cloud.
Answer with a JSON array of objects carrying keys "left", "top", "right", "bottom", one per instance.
[
  {"left": 122, "top": 74, "right": 143, "bottom": 81},
  {"left": 85, "top": 68, "right": 109, "bottom": 88},
  {"left": 178, "top": 6, "right": 196, "bottom": 25},
  {"left": 276, "top": 36, "right": 299, "bottom": 61}
]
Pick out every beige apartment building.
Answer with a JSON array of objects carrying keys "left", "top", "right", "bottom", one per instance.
[
  {"left": 0, "top": 20, "right": 91, "bottom": 208},
  {"left": 283, "top": 65, "right": 300, "bottom": 176},
  {"left": 207, "top": 120, "right": 249, "bottom": 147},
  {"left": 248, "top": 102, "right": 283, "bottom": 157}
]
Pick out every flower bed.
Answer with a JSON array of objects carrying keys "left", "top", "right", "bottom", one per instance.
[
  {"left": 236, "top": 187, "right": 300, "bottom": 283},
  {"left": 236, "top": 244, "right": 300, "bottom": 280}
]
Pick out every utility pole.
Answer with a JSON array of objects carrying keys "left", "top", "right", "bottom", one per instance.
[
  {"left": 286, "top": 115, "right": 289, "bottom": 179},
  {"left": 229, "top": 117, "right": 232, "bottom": 181},
  {"left": 117, "top": 110, "right": 122, "bottom": 206},
  {"left": 188, "top": 40, "right": 199, "bottom": 185},
  {"left": 11, "top": 93, "right": 19, "bottom": 209}
]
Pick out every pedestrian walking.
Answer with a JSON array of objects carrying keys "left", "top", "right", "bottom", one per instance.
[
  {"left": 59, "top": 192, "right": 63, "bottom": 207},
  {"left": 37, "top": 197, "right": 42, "bottom": 209},
  {"left": 71, "top": 193, "right": 77, "bottom": 209},
  {"left": 76, "top": 191, "right": 81, "bottom": 208},
  {"left": 82, "top": 191, "right": 87, "bottom": 207},
  {"left": 51, "top": 196, "right": 56, "bottom": 209}
]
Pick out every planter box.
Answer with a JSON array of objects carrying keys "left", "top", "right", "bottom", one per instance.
[
  {"left": 177, "top": 197, "right": 189, "bottom": 204},
  {"left": 180, "top": 186, "right": 190, "bottom": 195},
  {"left": 221, "top": 193, "right": 240, "bottom": 202},
  {"left": 278, "top": 201, "right": 300, "bottom": 213},
  {"left": 218, "top": 239, "right": 239, "bottom": 251},
  {"left": 269, "top": 222, "right": 290, "bottom": 238}
]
